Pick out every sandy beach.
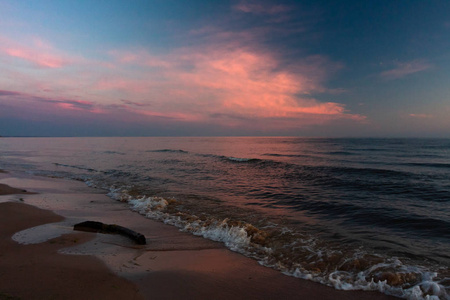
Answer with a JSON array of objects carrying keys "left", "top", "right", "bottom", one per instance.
[{"left": 0, "top": 169, "right": 397, "bottom": 300}]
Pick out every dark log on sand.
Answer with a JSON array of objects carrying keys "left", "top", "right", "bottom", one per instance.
[{"left": 74, "top": 221, "right": 146, "bottom": 245}]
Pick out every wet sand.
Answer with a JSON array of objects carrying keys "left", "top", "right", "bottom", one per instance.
[
  {"left": 0, "top": 201, "right": 143, "bottom": 300},
  {"left": 0, "top": 183, "right": 34, "bottom": 195},
  {"left": 0, "top": 170, "right": 397, "bottom": 299}
]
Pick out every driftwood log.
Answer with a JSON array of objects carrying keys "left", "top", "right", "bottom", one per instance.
[{"left": 73, "top": 221, "right": 146, "bottom": 245}]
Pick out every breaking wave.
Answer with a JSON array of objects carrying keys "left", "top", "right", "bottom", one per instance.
[{"left": 105, "top": 186, "right": 449, "bottom": 300}]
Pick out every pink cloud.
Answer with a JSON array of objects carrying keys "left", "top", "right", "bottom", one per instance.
[
  {"left": 0, "top": 37, "right": 72, "bottom": 68},
  {"left": 167, "top": 49, "right": 351, "bottom": 119},
  {"left": 101, "top": 37, "right": 363, "bottom": 127},
  {"left": 0, "top": 90, "right": 21, "bottom": 96},
  {"left": 53, "top": 99, "right": 101, "bottom": 112},
  {"left": 0, "top": 27, "right": 364, "bottom": 131},
  {"left": 409, "top": 113, "right": 432, "bottom": 118},
  {"left": 380, "top": 60, "right": 432, "bottom": 80},
  {"left": 3, "top": 47, "right": 68, "bottom": 68},
  {"left": 0, "top": 89, "right": 102, "bottom": 115}
]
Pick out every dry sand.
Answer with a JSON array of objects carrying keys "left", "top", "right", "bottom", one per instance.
[{"left": 0, "top": 170, "right": 397, "bottom": 300}]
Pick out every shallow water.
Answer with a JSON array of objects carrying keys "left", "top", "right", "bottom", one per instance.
[{"left": 1, "top": 137, "right": 449, "bottom": 299}]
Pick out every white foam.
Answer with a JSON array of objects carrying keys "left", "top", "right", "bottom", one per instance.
[
  {"left": 129, "top": 196, "right": 168, "bottom": 213},
  {"left": 276, "top": 253, "right": 449, "bottom": 300},
  {"left": 186, "top": 219, "right": 251, "bottom": 251},
  {"left": 104, "top": 185, "right": 449, "bottom": 300},
  {"left": 107, "top": 187, "right": 130, "bottom": 202}
]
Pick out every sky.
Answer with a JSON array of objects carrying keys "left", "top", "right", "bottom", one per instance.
[{"left": 0, "top": 0, "right": 449, "bottom": 137}]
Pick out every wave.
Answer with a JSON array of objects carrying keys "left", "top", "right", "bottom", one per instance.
[
  {"left": 195, "top": 153, "right": 262, "bottom": 163},
  {"left": 401, "top": 162, "right": 450, "bottom": 169},
  {"left": 102, "top": 150, "right": 125, "bottom": 155},
  {"left": 104, "top": 185, "right": 449, "bottom": 300},
  {"left": 53, "top": 163, "right": 97, "bottom": 173},
  {"left": 263, "top": 153, "right": 311, "bottom": 158},
  {"left": 194, "top": 154, "right": 434, "bottom": 199},
  {"left": 335, "top": 166, "right": 409, "bottom": 176},
  {"left": 325, "top": 151, "right": 358, "bottom": 156},
  {"left": 202, "top": 153, "right": 417, "bottom": 182},
  {"left": 146, "top": 149, "right": 189, "bottom": 154},
  {"left": 348, "top": 148, "right": 389, "bottom": 152},
  {"left": 226, "top": 157, "right": 261, "bottom": 163}
]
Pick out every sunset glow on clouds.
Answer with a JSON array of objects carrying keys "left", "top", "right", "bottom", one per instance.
[
  {"left": 107, "top": 45, "right": 359, "bottom": 120},
  {"left": 0, "top": 36, "right": 73, "bottom": 69},
  {"left": 0, "top": 0, "right": 449, "bottom": 137},
  {"left": 0, "top": 30, "right": 362, "bottom": 128},
  {"left": 103, "top": 42, "right": 367, "bottom": 127}
]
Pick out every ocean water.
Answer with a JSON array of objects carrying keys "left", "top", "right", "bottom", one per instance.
[{"left": 0, "top": 137, "right": 449, "bottom": 299}]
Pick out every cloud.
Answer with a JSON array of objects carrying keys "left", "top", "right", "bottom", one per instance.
[
  {"left": 0, "top": 90, "right": 22, "bottom": 96},
  {"left": 0, "top": 7, "right": 365, "bottom": 134},
  {"left": 105, "top": 43, "right": 363, "bottom": 127},
  {"left": 0, "top": 88, "right": 194, "bottom": 125},
  {"left": 80, "top": 21, "right": 367, "bottom": 130},
  {"left": 409, "top": 113, "right": 432, "bottom": 118},
  {"left": 0, "top": 89, "right": 99, "bottom": 114},
  {"left": 51, "top": 99, "right": 97, "bottom": 111},
  {"left": 121, "top": 99, "right": 149, "bottom": 107},
  {"left": 380, "top": 60, "right": 432, "bottom": 80},
  {"left": 0, "top": 36, "right": 73, "bottom": 68}
]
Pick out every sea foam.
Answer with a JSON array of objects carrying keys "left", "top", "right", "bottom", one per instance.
[{"left": 104, "top": 185, "right": 449, "bottom": 300}]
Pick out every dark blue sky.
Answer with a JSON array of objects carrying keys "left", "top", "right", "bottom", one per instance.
[{"left": 1, "top": 0, "right": 449, "bottom": 137}]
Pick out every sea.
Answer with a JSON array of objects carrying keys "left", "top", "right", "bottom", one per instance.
[{"left": 0, "top": 137, "right": 449, "bottom": 300}]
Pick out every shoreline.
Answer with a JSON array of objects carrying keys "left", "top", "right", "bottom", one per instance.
[{"left": 0, "top": 170, "right": 397, "bottom": 299}]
